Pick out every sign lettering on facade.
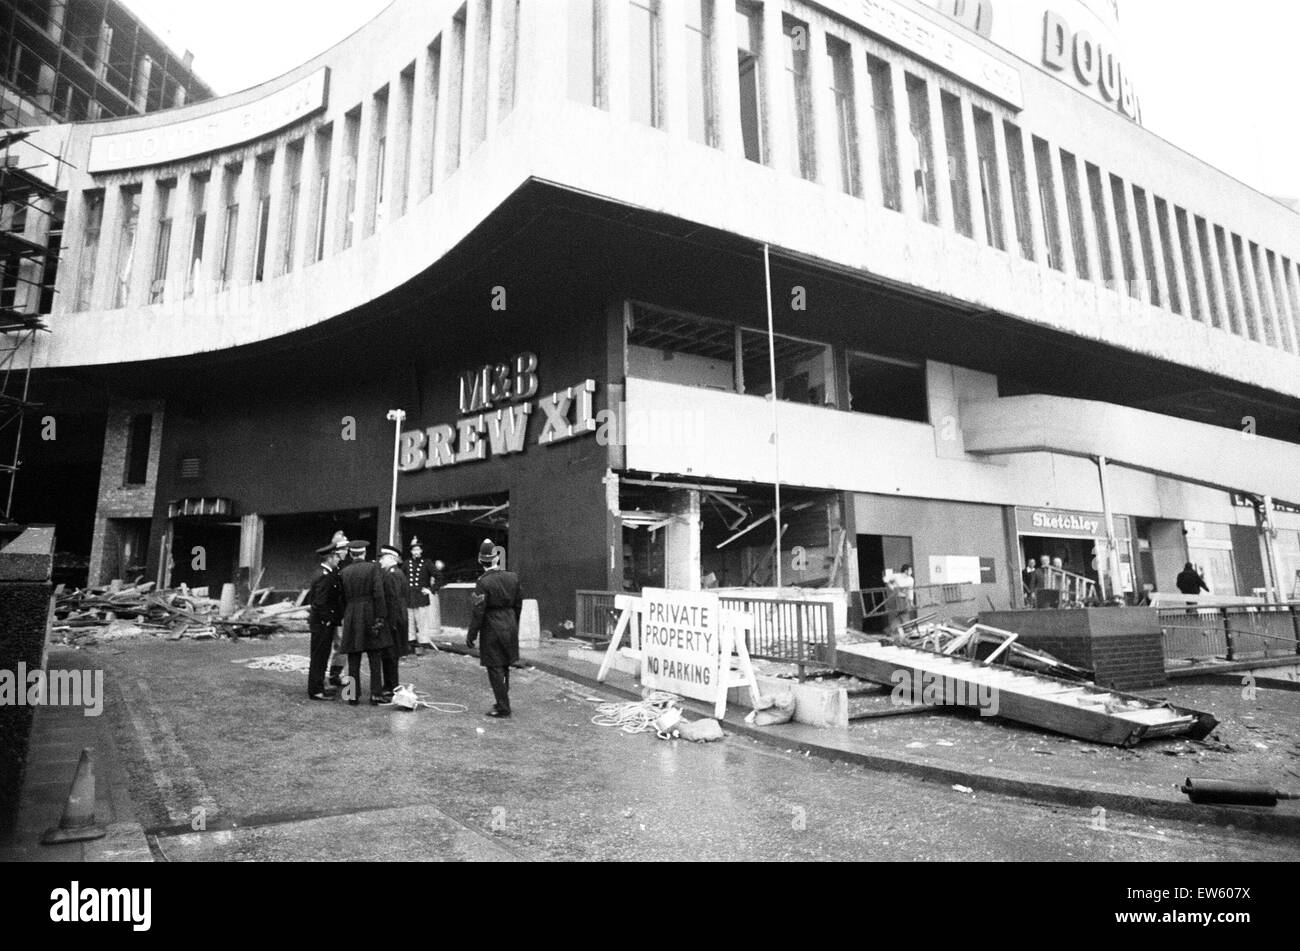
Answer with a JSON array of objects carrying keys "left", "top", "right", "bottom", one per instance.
[
  {"left": 1015, "top": 507, "right": 1132, "bottom": 539},
  {"left": 854, "top": 0, "right": 1024, "bottom": 108},
  {"left": 88, "top": 68, "right": 329, "bottom": 173},
  {"left": 1041, "top": 10, "right": 1139, "bottom": 121},
  {"left": 399, "top": 352, "right": 596, "bottom": 472}
]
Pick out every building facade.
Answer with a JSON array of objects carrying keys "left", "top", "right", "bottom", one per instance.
[{"left": 8, "top": 0, "right": 1300, "bottom": 624}]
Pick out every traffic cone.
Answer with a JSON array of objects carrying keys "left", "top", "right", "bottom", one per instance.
[{"left": 40, "top": 748, "right": 107, "bottom": 845}]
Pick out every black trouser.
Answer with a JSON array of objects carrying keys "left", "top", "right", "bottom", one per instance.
[
  {"left": 486, "top": 665, "right": 510, "bottom": 714},
  {"left": 307, "top": 620, "right": 333, "bottom": 695},
  {"left": 382, "top": 643, "right": 400, "bottom": 694},
  {"left": 346, "top": 651, "right": 384, "bottom": 699}
]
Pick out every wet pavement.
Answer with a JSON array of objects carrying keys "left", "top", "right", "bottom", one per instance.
[{"left": 13, "top": 632, "right": 1297, "bottom": 861}]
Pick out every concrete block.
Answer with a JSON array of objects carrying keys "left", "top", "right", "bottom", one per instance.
[{"left": 518, "top": 599, "right": 540, "bottom": 649}]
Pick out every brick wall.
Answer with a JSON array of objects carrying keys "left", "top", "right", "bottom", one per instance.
[{"left": 87, "top": 400, "right": 164, "bottom": 585}]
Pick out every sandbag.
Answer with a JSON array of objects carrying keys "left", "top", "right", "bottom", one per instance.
[
  {"left": 745, "top": 691, "right": 795, "bottom": 727},
  {"left": 677, "top": 718, "right": 725, "bottom": 742}
]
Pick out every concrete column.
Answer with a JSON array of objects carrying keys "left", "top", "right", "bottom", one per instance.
[
  {"left": 1094, "top": 166, "right": 1124, "bottom": 295},
  {"left": 89, "top": 183, "right": 123, "bottom": 309},
  {"left": 807, "top": 22, "right": 839, "bottom": 191},
  {"left": 232, "top": 154, "right": 260, "bottom": 285},
  {"left": 388, "top": 69, "right": 413, "bottom": 221},
  {"left": 989, "top": 116, "right": 1019, "bottom": 258},
  {"left": 293, "top": 131, "right": 321, "bottom": 272},
  {"left": 1184, "top": 210, "right": 1213, "bottom": 324},
  {"left": 461, "top": 0, "right": 489, "bottom": 155},
  {"left": 1269, "top": 252, "right": 1299, "bottom": 354},
  {"left": 199, "top": 162, "right": 228, "bottom": 293},
  {"left": 925, "top": 80, "right": 953, "bottom": 231},
  {"left": 1017, "top": 127, "right": 1048, "bottom": 267},
  {"left": 760, "top": 0, "right": 793, "bottom": 175},
  {"left": 1199, "top": 219, "right": 1228, "bottom": 330},
  {"left": 1141, "top": 189, "right": 1170, "bottom": 311},
  {"left": 1158, "top": 197, "right": 1190, "bottom": 319},
  {"left": 1288, "top": 259, "right": 1300, "bottom": 353},
  {"left": 410, "top": 48, "right": 433, "bottom": 203},
  {"left": 435, "top": 20, "right": 461, "bottom": 182},
  {"left": 516, "top": 0, "right": 566, "bottom": 115},
  {"left": 165, "top": 171, "right": 193, "bottom": 303},
  {"left": 664, "top": 489, "right": 701, "bottom": 591},
  {"left": 1218, "top": 230, "right": 1248, "bottom": 337},
  {"left": 959, "top": 99, "right": 986, "bottom": 245},
  {"left": 1047, "top": 143, "right": 1077, "bottom": 277},
  {"left": 52, "top": 186, "right": 83, "bottom": 315},
  {"left": 890, "top": 61, "right": 918, "bottom": 220},
  {"left": 1068, "top": 153, "right": 1099, "bottom": 282},
  {"left": 262, "top": 144, "right": 289, "bottom": 280},
  {"left": 1251, "top": 245, "right": 1282, "bottom": 349},
  {"left": 358, "top": 97, "right": 381, "bottom": 239},
  {"left": 712, "top": 0, "right": 743, "bottom": 156},
  {"left": 661, "top": 0, "right": 688, "bottom": 138},
  {"left": 495, "top": 0, "right": 521, "bottom": 121},
  {"left": 128, "top": 178, "right": 159, "bottom": 307},
  {"left": 854, "top": 43, "right": 883, "bottom": 211},
  {"left": 606, "top": 0, "right": 631, "bottom": 123},
  {"left": 1118, "top": 179, "right": 1150, "bottom": 304},
  {"left": 484, "top": 0, "right": 508, "bottom": 128},
  {"left": 1234, "top": 238, "right": 1263, "bottom": 341}
]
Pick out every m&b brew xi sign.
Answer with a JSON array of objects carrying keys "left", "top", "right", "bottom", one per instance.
[{"left": 399, "top": 351, "right": 598, "bottom": 471}]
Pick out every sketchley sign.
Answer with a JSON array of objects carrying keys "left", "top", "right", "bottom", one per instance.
[{"left": 398, "top": 352, "right": 597, "bottom": 472}]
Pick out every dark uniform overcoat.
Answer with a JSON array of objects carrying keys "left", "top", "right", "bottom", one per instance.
[
  {"left": 466, "top": 568, "right": 523, "bottom": 667},
  {"left": 382, "top": 563, "right": 410, "bottom": 645},
  {"left": 337, "top": 560, "right": 392, "bottom": 653}
]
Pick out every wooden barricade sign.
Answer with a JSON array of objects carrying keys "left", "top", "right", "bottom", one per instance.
[{"left": 598, "top": 588, "right": 759, "bottom": 719}]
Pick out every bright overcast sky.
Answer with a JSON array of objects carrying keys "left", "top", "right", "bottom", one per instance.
[{"left": 122, "top": 0, "right": 1300, "bottom": 201}]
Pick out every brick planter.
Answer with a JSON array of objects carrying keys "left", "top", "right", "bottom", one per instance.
[
  {"left": 979, "top": 608, "right": 1167, "bottom": 691},
  {"left": 0, "top": 526, "right": 55, "bottom": 833}
]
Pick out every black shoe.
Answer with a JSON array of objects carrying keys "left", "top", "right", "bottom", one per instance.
[
  {"left": 309, "top": 691, "right": 335, "bottom": 701},
  {"left": 348, "top": 699, "right": 359, "bottom": 707},
  {"left": 486, "top": 708, "right": 511, "bottom": 718},
  {"left": 370, "top": 695, "right": 390, "bottom": 706}
]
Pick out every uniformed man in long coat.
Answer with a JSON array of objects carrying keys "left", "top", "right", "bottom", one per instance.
[
  {"left": 465, "top": 539, "right": 522, "bottom": 718},
  {"left": 404, "top": 537, "right": 437, "bottom": 654},
  {"left": 378, "top": 544, "right": 410, "bottom": 697},
  {"left": 327, "top": 531, "right": 351, "bottom": 687},
  {"left": 336, "top": 540, "right": 391, "bottom": 705},
  {"left": 307, "top": 540, "right": 345, "bottom": 700}
]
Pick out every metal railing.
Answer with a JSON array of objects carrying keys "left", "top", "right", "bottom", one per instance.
[
  {"left": 718, "top": 594, "right": 836, "bottom": 679},
  {"left": 574, "top": 589, "right": 836, "bottom": 680},
  {"left": 1022, "top": 567, "right": 1099, "bottom": 607},
  {"left": 1158, "top": 603, "right": 1300, "bottom": 663},
  {"left": 575, "top": 589, "right": 621, "bottom": 641}
]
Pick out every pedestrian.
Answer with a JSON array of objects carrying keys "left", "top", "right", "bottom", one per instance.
[
  {"left": 336, "top": 540, "right": 392, "bottom": 706},
  {"left": 894, "top": 563, "right": 917, "bottom": 622},
  {"left": 465, "top": 539, "right": 522, "bottom": 718},
  {"left": 1022, "top": 557, "right": 1040, "bottom": 605},
  {"left": 306, "top": 539, "right": 345, "bottom": 701},
  {"left": 1175, "top": 562, "right": 1210, "bottom": 596},
  {"left": 404, "top": 538, "right": 438, "bottom": 654},
  {"left": 378, "top": 544, "right": 409, "bottom": 697}
]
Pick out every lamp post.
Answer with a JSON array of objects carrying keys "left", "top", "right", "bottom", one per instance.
[{"left": 386, "top": 409, "right": 406, "bottom": 547}]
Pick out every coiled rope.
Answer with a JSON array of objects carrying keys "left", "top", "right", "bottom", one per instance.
[{"left": 590, "top": 690, "right": 681, "bottom": 734}]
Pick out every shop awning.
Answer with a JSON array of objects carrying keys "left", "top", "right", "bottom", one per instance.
[{"left": 960, "top": 395, "right": 1300, "bottom": 504}]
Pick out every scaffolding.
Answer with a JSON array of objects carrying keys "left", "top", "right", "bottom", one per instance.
[{"left": 1, "top": 118, "right": 64, "bottom": 523}]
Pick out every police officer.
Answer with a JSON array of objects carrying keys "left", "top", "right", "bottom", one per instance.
[
  {"left": 336, "top": 540, "right": 391, "bottom": 705},
  {"left": 378, "top": 544, "right": 410, "bottom": 697},
  {"left": 465, "top": 539, "right": 523, "bottom": 718},
  {"left": 307, "top": 540, "right": 345, "bottom": 700}
]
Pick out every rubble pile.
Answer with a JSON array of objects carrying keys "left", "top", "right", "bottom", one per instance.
[{"left": 53, "top": 580, "right": 310, "bottom": 646}]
